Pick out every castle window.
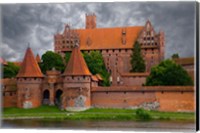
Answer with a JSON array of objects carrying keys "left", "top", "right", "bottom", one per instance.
[
  {"left": 155, "top": 43, "right": 157, "bottom": 46},
  {"left": 10, "top": 92, "right": 12, "bottom": 96},
  {"left": 63, "top": 40, "right": 65, "bottom": 44},
  {"left": 3, "top": 93, "right": 5, "bottom": 96},
  {"left": 119, "top": 49, "right": 121, "bottom": 53},
  {"left": 144, "top": 37, "right": 146, "bottom": 40},
  {"left": 152, "top": 37, "right": 154, "bottom": 40}
]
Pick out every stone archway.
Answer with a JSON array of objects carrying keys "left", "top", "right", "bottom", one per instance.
[
  {"left": 55, "top": 89, "right": 63, "bottom": 106},
  {"left": 42, "top": 89, "right": 50, "bottom": 105}
]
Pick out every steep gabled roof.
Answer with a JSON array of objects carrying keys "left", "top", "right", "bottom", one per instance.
[
  {"left": 16, "top": 47, "right": 43, "bottom": 78},
  {"left": 76, "top": 26, "right": 144, "bottom": 50},
  {"left": 63, "top": 46, "right": 91, "bottom": 76}
]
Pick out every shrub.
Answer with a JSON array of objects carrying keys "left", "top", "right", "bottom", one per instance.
[{"left": 135, "top": 108, "right": 152, "bottom": 121}]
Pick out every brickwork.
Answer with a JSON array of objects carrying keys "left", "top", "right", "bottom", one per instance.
[
  {"left": 91, "top": 86, "right": 194, "bottom": 112},
  {"left": 54, "top": 14, "right": 165, "bottom": 85}
]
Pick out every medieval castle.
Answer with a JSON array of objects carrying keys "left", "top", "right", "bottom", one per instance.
[{"left": 1, "top": 14, "right": 194, "bottom": 112}]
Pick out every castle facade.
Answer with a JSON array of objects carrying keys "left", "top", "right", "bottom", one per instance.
[
  {"left": 1, "top": 14, "right": 194, "bottom": 112},
  {"left": 54, "top": 13, "right": 165, "bottom": 86}
]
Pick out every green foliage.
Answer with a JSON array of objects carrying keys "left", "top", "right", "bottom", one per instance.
[
  {"left": 65, "top": 52, "right": 71, "bottom": 65},
  {"left": 83, "top": 51, "right": 110, "bottom": 86},
  {"left": 130, "top": 41, "right": 145, "bottom": 72},
  {"left": 145, "top": 59, "right": 193, "bottom": 86},
  {"left": 40, "top": 51, "right": 65, "bottom": 73},
  {"left": 135, "top": 108, "right": 152, "bottom": 121},
  {"left": 3, "top": 62, "right": 20, "bottom": 78},
  {"left": 171, "top": 53, "right": 179, "bottom": 59}
]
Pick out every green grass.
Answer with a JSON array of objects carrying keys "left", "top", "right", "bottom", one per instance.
[{"left": 2, "top": 106, "right": 195, "bottom": 122}]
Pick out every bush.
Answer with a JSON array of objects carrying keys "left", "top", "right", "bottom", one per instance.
[
  {"left": 135, "top": 108, "right": 152, "bottom": 121},
  {"left": 145, "top": 59, "right": 193, "bottom": 86}
]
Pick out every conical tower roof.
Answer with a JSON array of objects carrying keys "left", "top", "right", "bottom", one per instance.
[
  {"left": 17, "top": 47, "right": 43, "bottom": 78},
  {"left": 36, "top": 54, "right": 41, "bottom": 63},
  {"left": 63, "top": 46, "right": 91, "bottom": 76}
]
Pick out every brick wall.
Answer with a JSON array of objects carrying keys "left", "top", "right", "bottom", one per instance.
[
  {"left": 3, "top": 91, "right": 17, "bottom": 107},
  {"left": 91, "top": 86, "right": 195, "bottom": 112}
]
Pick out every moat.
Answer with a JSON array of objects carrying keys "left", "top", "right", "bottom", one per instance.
[{"left": 2, "top": 119, "right": 195, "bottom": 132}]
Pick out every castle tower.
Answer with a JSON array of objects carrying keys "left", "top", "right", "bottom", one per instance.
[
  {"left": 85, "top": 13, "right": 96, "bottom": 29},
  {"left": 62, "top": 46, "right": 92, "bottom": 111},
  {"left": 16, "top": 47, "right": 43, "bottom": 108}
]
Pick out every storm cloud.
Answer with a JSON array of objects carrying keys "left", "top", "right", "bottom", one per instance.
[{"left": 0, "top": 2, "right": 196, "bottom": 61}]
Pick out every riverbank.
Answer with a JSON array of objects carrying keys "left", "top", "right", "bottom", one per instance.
[{"left": 2, "top": 106, "right": 195, "bottom": 122}]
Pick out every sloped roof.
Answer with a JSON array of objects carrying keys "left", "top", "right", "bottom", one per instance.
[
  {"left": 76, "top": 26, "right": 144, "bottom": 50},
  {"left": 63, "top": 46, "right": 91, "bottom": 76},
  {"left": 173, "top": 57, "right": 194, "bottom": 65},
  {"left": 16, "top": 47, "right": 43, "bottom": 78},
  {"left": 36, "top": 54, "right": 41, "bottom": 63},
  {"left": 0, "top": 57, "right": 7, "bottom": 65},
  {"left": 91, "top": 75, "right": 98, "bottom": 81}
]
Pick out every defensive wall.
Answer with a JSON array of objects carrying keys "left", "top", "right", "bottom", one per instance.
[{"left": 91, "top": 86, "right": 195, "bottom": 112}]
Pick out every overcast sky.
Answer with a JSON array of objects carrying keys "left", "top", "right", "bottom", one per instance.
[{"left": 0, "top": 2, "right": 196, "bottom": 61}]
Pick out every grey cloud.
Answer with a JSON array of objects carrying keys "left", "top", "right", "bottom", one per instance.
[{"left": 0, "top": 2, "right": 195, "bottom": 61}]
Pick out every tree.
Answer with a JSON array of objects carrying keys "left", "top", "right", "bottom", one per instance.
[
  {"left": 171, "top": 53, "right": 179, "bottom": 59},
  {"left": 130, "top": 41, "right": 145, "bottom": 72},
  {"left": 65, "top": 52, "right": 71, "bottom": 65},
  {"left": 145, "top": 59, "right": 193, "bottom": 86},
  {"left": 3, "top": 62, "right": 20, "bottom": 78},
  {"left": 83, "top": 51, "right": 110, "bottom": 86},
  {"left": 40, "top": 51, "right": 65, "bottom": 73}
]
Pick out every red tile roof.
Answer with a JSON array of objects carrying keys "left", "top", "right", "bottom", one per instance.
[
  {"left": 16, "top": 47, "right": 43, "bottom": 78},
  {"left": 36, "top": 54, "right": 41, "bottom": 63},
  {"left": 96, "top": 74, "right": 103, "bottom": 81},
  {"left": 0, "top": 57, "right": 7, "bottom": 65},
  {"left": 120, "top": 72, "right": 150, "bottom": 77},
  {"left": 76, "top": 26, "right": 144, "bottom": 50},
  {"left": 63, "top": 46, "right": 91, "bottom": 76}
]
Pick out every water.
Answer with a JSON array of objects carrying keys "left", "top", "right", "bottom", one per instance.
[{"left": 1, "top": 119, "right": 195, "bottom": 132}]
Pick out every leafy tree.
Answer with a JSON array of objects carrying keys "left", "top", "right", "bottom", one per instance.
[
  {"left": 130, "top": 41, "right": 145, "bottom": 72},
  {"left": 40, "top": 51, "right": 65, "bottom": 73},
  {"left": 83, "top": 51, "right": 110, "bottom": 86},
  {"left": 3, "top": 62, "right": 20, "bottom": 78},
  {"left": 171, "top": 53, "right": 179, "bottom": 59},
  {"left": 65, "top": 52, "right": 71, "bottom": 65},
  {"left": 145, "top": 59, "right": 193, "bottom": 86}
]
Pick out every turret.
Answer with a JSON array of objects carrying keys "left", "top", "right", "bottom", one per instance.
[
  {"left": 16, "top": 46, "right": 43, "bottom": 108},
  {"left": 62, "top": 45, "right": 92, "bottom": 111},
  {"left": 85, "top": 13, "right": 96, "bottom": 29}
]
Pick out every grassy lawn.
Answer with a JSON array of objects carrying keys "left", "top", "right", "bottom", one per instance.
[{"left": 2, "top": 106, "right": 195, "bottom": 122}]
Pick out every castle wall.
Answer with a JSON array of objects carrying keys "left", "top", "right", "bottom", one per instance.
[
  {"left": 155, "top": 91, "right": 195, "bottom": 112},
  {"left": 91, "top": 86, "right": 195, "bottom": 112},
  {"left": 91, "top": 91, "right": 156, "bottom": 108},
  {"left": 120, "top": 75, "right": 147, "bottom": 86},
  {"left": 3, "top": 91, "right": 17, "bottom": 107},
  {"left": 17, "top": 78, "right": 43, "bottom": 108}
]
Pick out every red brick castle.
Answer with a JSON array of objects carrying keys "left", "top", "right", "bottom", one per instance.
[{"left": 1, "top": 14, "right": 194, "bottom": 112}]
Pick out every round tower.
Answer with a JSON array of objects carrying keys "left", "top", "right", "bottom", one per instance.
[
  {"left": 62, "top": 46, "right": 92, "bottom": 111},
  {"left": 16, "top": 47, "right": 43, "bottom": 108}
]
